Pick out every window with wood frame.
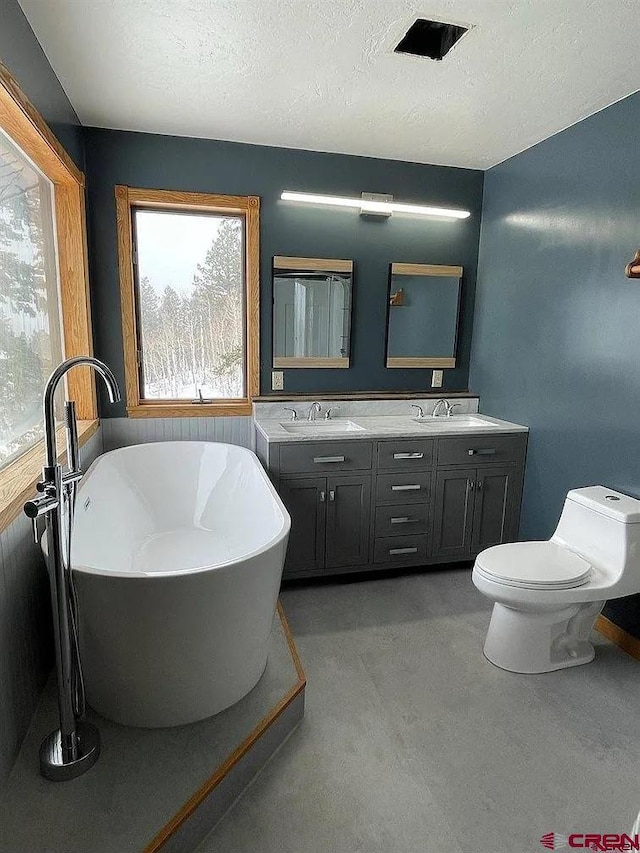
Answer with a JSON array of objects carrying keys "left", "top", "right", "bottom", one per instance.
[
  {"left": 116, "top": 187, "right": 260, "bottom": 417},
  {"left": 0, "top": 61, "right": 96, "bottom": 531}
]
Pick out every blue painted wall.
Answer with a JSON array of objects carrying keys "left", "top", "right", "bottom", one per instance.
[
  {"left": 83, "top": 129, "right": 483, "bottom": 414},
  {"left": 0, "top": 0, "right": 84, "bottom": 168},
  {"left": 471, "top": 91, "right": 640, "bottom": 635}
]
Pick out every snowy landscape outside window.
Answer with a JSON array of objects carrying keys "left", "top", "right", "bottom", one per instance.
[
  {"left": 0, "top": 129, "right": 62, "bottom": 468},
  {"left": 134, "top": 209, "right": 246, "bottom": 401}
]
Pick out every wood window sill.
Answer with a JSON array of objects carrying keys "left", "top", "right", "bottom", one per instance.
[
  {"left": 126, "top": 402, "right": 252, "bottom": 418},
  {"left": 0, "top": 419, "right": 99, "bottom": 533}
]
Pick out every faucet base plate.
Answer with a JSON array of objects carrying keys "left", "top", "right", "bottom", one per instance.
[{"left": 39, "top": 720, "right": 100, "bottom": 781}]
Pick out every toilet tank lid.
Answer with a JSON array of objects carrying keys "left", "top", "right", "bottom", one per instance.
[{"left": 567, "top": 486, "right": 640, "bottom": 523}]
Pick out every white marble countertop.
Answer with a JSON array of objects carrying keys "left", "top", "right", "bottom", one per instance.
[{"left": 254, "top": 413, "right": 528, "bottom": 444}]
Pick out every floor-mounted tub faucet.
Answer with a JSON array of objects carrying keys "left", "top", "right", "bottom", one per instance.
[{"left": 24, "top": 356, "right": 120, "bottom": 781}]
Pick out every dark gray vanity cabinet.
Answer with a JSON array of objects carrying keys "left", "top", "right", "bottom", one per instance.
[
  {"left": 325, "top": 475, "right": 371, "bottom": 568},
  {"left": 432, "top": 464, "right": 522, "bottom": 560},
  {"left": 256, "top": 429, "right": 527, "bottom": 580},
  {"left": 472, "top": 465, "right": 521, "bottom": 552},
  {"left": 278, "top": 478, "right": 326, "bottom": 573},
  {"left": 432, "top": 468, "right": 476, "bottom": 559},
  {"left": 273, "top": 441, "right": 373, "bottom": 576}
]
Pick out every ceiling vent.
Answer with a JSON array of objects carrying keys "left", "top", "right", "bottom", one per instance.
[{"left": 394, "top": 18, "right": 468, "bottom": 61}]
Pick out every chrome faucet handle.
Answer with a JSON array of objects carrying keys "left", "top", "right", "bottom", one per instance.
[
  {"left": 410, "top": 404, "right": 425, "bottom": 419},
  {"left": 282, "top": 407, "right": 298, "bottom": 421},
  {"left": 325, "top": 407, "right": 337, "bottom": 420},
  {"left": 447, "top": 403, "right": 462, "bottom": 417}
]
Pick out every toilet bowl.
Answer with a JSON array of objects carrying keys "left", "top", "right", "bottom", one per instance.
[{"left": 472, "top": 486, "right": 640, "bottom": 673}]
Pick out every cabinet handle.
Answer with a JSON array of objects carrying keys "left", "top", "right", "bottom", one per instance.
[
  {"left": 319, "top": 491, "right": 326, "bottom": 502},
  {"left": 391, "top": 484, "right": 421, "bottom": 491},
  {"left": 393, "top": 452, "right": 424, "bottom": 460},
  {"left": 467, "top": 479, "right": 475, "bottom": 491},
  {"left": 468, "top": 448, "right": 497, "bottom": 456},
  {"left": 389, "top": 547, "right": 418, "bottom": 555},
  {"left": 329, "top": 490, "right": 335, "bottom": 502},
  {"left": 477, "top": 480, "right": 483, "bottom": 491},
  {"left": 390, "top": 516, "right": 420, "bottom": 524},
  {"left": 313, "top": 455, "right": 345, "bottom": 464}
]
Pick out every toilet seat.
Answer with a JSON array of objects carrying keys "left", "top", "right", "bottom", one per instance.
[{"left": 474, "top": 541, "right": 592, "bottom": 590}]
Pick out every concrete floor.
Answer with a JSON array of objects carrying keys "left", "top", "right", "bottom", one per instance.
[{"left": 198, "top": 566, "right": 640, "bottom": 853}]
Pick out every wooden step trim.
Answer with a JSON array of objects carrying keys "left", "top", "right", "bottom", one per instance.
[
  {"left": 144, "top": 601, "right": 306, "bottom": 852},
  {"left": 596, "top": 614, "right": 640, "bottom": 661}
]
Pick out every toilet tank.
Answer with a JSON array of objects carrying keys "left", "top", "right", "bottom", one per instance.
[{"left": 552, "top": 486, "right": 640, "bottom": 577}]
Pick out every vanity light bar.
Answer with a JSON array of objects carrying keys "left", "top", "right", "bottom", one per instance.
[{"left": 280, "top": 191, "right": 471, "bottom": 220}]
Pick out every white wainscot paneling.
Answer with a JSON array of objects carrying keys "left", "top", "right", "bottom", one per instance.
[{"left": 101, "top": 417, "right": 253, "bottom": 452}]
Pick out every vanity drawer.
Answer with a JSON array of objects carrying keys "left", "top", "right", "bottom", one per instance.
[
  {"left": 437, "top": 434, "right": 526, "bottom": 467},
  {"left": 377, "top": 439, "right": 434, "bottom": 471},
  {"left": 279, "top": 440, "right": 372, "bottom": 475},
  {"left": 375, "top": 503, "right": 429, "bottom": 537},
  {"left": 375, "top": 471, "right": 431, "bottom": 504},
  {"left": 374, "top": 535, "right": 428, "bottom": 564}
]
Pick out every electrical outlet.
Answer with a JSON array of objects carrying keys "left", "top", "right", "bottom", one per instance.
[
  {"left": 431, "top": 369, "right": 443, "bottom": 388},
  {"left": 271, "top": 371, "right": 284, "bottom": 391}
]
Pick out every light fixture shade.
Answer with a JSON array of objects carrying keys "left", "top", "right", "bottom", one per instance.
[{"left": 281, "top": 191, "right": 470, "bottom": 220}]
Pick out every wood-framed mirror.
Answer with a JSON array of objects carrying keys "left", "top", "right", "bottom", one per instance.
[
  {"left": 272, "top": 256, "right": 353, "bottom": 368},
  {"left": 386, "top": 262, "right": 462, "bottom": 368}
]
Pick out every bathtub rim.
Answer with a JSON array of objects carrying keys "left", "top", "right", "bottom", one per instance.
[{"left": 63, "top": 441, "right": 291, "bottom": 579}]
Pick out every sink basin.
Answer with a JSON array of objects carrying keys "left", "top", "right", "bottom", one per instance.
[
  {"left": 412, "top": 415, "right": 497, "bottom": 429},
  {"left": 281, "top": 419, "right": 365, "bottom": 434}
]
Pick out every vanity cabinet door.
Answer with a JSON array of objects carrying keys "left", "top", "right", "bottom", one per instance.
[
  {"left": 279, "top": 477, "right": 327, "bottom": 574},
  {"left": 472, "top": 465, "right": 519, "bottom": 553},
  {"left": 325, "top": 475, "right": 371, "bottom": 568},
  {"left": 432, "top": 468, "right": 476, "bottom": 560}
]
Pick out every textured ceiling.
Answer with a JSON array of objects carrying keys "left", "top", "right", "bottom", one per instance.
[{"left": 18, "top": 0, "right": 640, "bottom": 169}]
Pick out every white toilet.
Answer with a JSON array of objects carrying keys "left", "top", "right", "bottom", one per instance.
[{"left": 472, "top": 485, "right": 640, "bottom": 673}]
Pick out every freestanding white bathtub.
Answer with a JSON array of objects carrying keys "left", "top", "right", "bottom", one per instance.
[{"left": 70, "top": 441, "right": 290, "bottom": 728}]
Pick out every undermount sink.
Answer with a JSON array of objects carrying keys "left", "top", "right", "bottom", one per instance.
[
  {"left": 412, "top": 415, "right": 497, "bottom": 429},
  {"left": 281, "top": 419, "right": 365, "bottom": 434}
]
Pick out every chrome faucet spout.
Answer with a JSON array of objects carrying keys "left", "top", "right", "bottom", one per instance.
[
  {"left": 43, "top": 356, "right": 120, "bottom": 470},
  {"left": 432, "top": 399, "right": 453, "bottom": 418},
  {"left": 308, "top": 401, "right": 322, "bottom": 422}
]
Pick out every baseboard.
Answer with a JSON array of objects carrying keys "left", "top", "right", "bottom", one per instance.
[{"left": 595, "top": 614, "right": 640, "bottom": 661}]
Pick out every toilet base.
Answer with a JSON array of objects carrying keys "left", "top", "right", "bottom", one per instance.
[{"left": 483, "top": 600, "right": 604, "bottom": 673}]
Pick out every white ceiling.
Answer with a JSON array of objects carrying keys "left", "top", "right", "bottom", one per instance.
[{"left": 19, "top": 0, "right": 640, "bottom": 169}]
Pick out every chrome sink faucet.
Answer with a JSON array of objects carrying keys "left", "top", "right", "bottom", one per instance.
[
  {"left": 308, "top": 401, "right": 322, "bottom": 422},
  {"left": 24, "top": 356, "right": 120, "bottom": 782},
  {"left": 432, "top": 399, "right": 461, "bottom": 418},
  {"left": 410, "top": 404, "right": 425, "bottom": 420}
]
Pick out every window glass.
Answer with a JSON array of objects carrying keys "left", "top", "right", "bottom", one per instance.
[
  {"left": 134, "top": 209, "right": 245, "bottom": 400},
  {"left": 0, "top": 128, "right": 62, "bottom": 468}
]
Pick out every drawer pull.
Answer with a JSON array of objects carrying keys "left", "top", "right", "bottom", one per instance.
[
  {"left": 391, "top": 484, "right": 421, "bottom": 491},
  {"left": 393, "top": 452, "right": 424, "bottom": 460},
  {"left": 390, "top": 516, "right": 419, "bottom": 524},
  {"left": 389, "top": 547, "right": 418, "bottom": 556},
  {"left": 313, "top": 455, "right": 345, "bottom": 464},
  {"left": 329, "top": 490, "right": 336, "bottom": 502},
  {"left": 319, "top": 491, "right": 326, "bottom": 502},
  {"left": 468, "top": 448, "right": 497, "bottom": 456}
]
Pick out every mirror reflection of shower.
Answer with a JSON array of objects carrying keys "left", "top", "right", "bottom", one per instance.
[{"left": 272, "top": 257, "right": 353, "bottom": 368}]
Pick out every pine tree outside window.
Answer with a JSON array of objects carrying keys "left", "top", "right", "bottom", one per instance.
[
  {"left": 116, "top": 188, "right": 260, "bottom": 418},
  {"left": 0, "top": 128, "right": 63, "bottom": 468}
]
